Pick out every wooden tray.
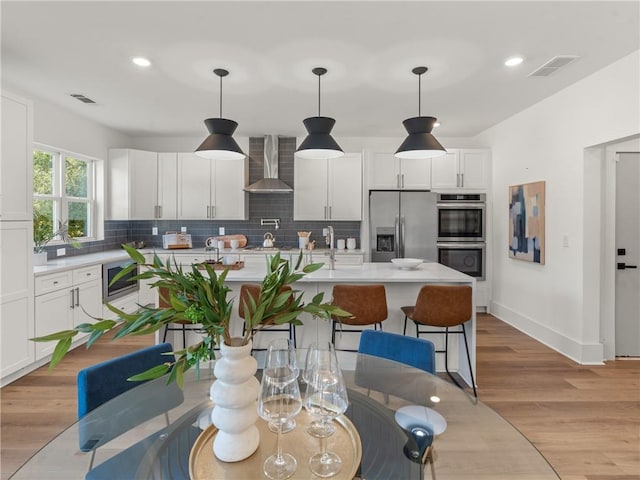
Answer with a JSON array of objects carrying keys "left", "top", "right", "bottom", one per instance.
[
  {"left": 197, "top": 261, "right": 244, "bottom": 270},
  {"left": 189, "top": 411, "right": 362, "bottom": 480}
]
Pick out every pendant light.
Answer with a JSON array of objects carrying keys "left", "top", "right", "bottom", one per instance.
[
  {"left": 195, "top": 68, "right": 245, "bottom": 160},
  {"left": 296, "top": 67, "right": 344, "bottom": 159},
  {"left": 395, "top": 66, "right": 446, "bottom": 159}
]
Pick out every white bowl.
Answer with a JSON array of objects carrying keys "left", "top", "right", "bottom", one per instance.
[{"left": 391, "top": 258, "right": 423, "bottom": 270}]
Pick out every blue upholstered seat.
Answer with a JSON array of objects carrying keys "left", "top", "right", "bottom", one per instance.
[
  {"left": 77, "top": 343, "right": 195, "bottom": 480},
  {"left": 77, "top": 342, "right": 175, "bottom": 419},
  {"left": 357, "top": 330, "right": 435, "bottom": 374}
]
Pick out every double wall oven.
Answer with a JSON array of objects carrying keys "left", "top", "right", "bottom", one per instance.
[{"left": 436, "top": 193, "right": 486, "bottom": 280}]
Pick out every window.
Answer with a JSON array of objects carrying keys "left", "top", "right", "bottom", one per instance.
[{"left": 33, "top": 146, "right": 96, "bottom": 241}]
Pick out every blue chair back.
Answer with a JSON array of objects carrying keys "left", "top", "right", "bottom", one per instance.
[
  {"left": 77, "top": 342, "right": 174, "bottom": 418},
  {"left": 77, "top": 343, "right": 184, "bottom": 454},
  {"left": 358, "top": 330, "right": 435, "bottom": 374}
]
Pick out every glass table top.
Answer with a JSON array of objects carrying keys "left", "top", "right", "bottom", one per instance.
[{"left": 10, "top": 354, "right": 559, "bottom": 480}]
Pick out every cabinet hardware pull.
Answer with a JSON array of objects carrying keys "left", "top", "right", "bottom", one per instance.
[
  {"left": 401, "top": 174, "right": 405, "bottom": 189},
  {"left": 53, "top": 281, "right": 58, "bottom": 285},
  {"left": 70, "top": 289, "right": 75, "bottom": 309},
  {"left": 206, "top": 205, "right": 210, "bottom": 218},
  {"left": 211, "top": 205, "right": 215, "bottom": 218},
  {"left": 460, "top": 173, "right": 464, "bottom": 187},
  {"left": 75, "top": 287, "right": 80, "bottom": 307},
  {"left": 397, "top": 173, "right": 401, "bottom": 189},
  {"left": 159, "top": 205, "right": 162, "bottom": 218},
  {"left": 328, "top": 206, "right": 332, "bottom": 219}
]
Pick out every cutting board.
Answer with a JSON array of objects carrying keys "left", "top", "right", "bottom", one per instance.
[{"left": 205, "top": 234, "right": 248, "bottom": 249}]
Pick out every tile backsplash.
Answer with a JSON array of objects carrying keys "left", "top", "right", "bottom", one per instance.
[{"left": 44, "top": 136, "right": 361, "bottom": 259}]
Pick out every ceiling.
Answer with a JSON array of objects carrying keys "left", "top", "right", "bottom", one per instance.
[{"left": 2, "top": 1, "right": 638, "bottom": 141}]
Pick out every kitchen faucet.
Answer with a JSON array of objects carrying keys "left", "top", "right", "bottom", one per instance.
[{"left": 325, "top": 226, "right": 335, "bottom": 270}]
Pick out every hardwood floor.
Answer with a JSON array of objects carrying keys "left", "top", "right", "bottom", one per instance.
[
  {"left": 1, "top": 314, "right": 639, "bottom": 479},
  {"left": 475, "top": 314, "right": 640, "bottom": 480}
]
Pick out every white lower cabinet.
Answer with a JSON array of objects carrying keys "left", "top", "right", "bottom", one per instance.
[
  {"left": 1, "top": 221, "right": 34, "bottom": 380},
  {"left": 34, "top": 265, "right": 102, "bottom": 360}
]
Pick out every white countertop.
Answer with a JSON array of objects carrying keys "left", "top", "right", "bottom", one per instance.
[
  {"left": 151, "top": 247, "right": 365, "bottom": 256},
  {"left": 34, "top": 248, "right": 471, "bottom": 285},
  {"left": 222, "top": 261, "right": 474, "bottom": 284},
  {"left": 33, "top": 250, "right": 131, "bottom": 276}
]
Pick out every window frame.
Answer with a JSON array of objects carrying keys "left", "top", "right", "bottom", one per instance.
[{"left": 33, "top": 144, "right": 98, "bottom": 244}]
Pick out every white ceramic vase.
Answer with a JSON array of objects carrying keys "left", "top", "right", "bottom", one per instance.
[
  {"left": 210, "top": 340, "right": 260, "bottom": 462},
  {"left": 33, "top": 252, "right": 47, "bottom": 266}
]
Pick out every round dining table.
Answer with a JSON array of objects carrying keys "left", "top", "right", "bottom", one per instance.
[{"left": 10, "top": 354, "right": 559, "bottom": 480}]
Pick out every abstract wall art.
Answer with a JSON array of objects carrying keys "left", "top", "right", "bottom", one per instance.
[{"left": 509, "top": 181, "right": 545, "bottom": 264}]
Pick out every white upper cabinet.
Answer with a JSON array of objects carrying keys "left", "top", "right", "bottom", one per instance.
[
  {"left": 177, "top": 153, "right": 247, "bottom": 220},
  {"left": 367, "top": 153, "right": 431, "bottom": 190},
  {"left": 108, "top": 149, "right": 178, "bottom": 220},
  {"left": 1, "top": 91, "right": 33, "bottom": 221},
  {"left": 431, "top": 149, "right": 490, "bottom": 190},
  {"left": 294, "top": 153, "right": 362, "bottom": 221}
]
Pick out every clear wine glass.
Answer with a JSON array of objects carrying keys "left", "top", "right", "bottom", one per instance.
[
  {"left": 258, "top": 358, "right": 302, "bottom": 480},
  {"left": 266, "top": 338, "right": 299, "bottom": 434},
  {"left": 304, "top": 343, "right": 349, "bottom": 478},
  {"left": 304, "top": 342, "right": 346, "bottom": 438}
]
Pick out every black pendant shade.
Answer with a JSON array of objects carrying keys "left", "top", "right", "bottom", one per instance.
[
  {"left": 297, "top": 116, "right": 344, "bottom": 159},
  {"left": 395, "top": 66, "right": 446, "bottom": 159},
  {"left": 296, "top": 67, "right": 344, "bottom": 159},
  {"left": 196, "top": 118, "right": 245, "bottom": 160},
  {"left": 395, "top": 116, "right": 446, "bottom": 159},
  {"left": 195, "top": 68, "right": 245, "bottom": 160}
]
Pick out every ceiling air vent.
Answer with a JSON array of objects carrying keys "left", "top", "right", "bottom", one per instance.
[
  {"left": 70, "top": 93, "right": 96, "bottom": 104},
  {"left": 528, "top": 55, "right": 580, "bottom": 77}
]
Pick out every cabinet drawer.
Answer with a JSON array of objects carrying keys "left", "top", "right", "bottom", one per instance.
[
  {"left": 72, "top": 265, "right": 102, "bottom": 285},
  {"left": 35, "top": 271, "right": 73, "bottom": 296},
  {"left": 335, "top": 255, "right": 364, "bottom": 265}
]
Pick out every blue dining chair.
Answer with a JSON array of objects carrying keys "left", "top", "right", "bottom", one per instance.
[
  {"left": 77, "top": 342, "right": 198, "bottom": 480},
  {"left": 358, "top": 329, "right": 436, "bottom": 374}
]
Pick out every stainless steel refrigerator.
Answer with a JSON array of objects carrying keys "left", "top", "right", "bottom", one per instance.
[{"left": 369, "top": 191, "right": 438, "bottom": 262}]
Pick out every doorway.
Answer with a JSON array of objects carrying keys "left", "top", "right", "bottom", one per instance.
[{"left": 615, "top": 152, "right": 640, "bottom": 356}]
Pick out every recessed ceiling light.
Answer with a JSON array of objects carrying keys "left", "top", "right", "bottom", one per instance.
[
  {"left": 132, "top": 57, "right": 151, "bottom": 67},
  {"left": 505, "top": 56, "right": 524, "bottom": 67}
]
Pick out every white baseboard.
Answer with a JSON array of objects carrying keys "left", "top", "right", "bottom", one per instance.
[{"left": 489, "top": 301, "right": 604, "bottom": 365}]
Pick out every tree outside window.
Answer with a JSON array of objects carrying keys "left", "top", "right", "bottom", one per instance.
[{"left": 33, "top": 148, "right": 94, "bottom": 241}]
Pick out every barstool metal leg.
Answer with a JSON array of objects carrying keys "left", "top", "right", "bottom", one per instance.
[{"left": 461, "top": 323, "right": 477, "bottom": 398}]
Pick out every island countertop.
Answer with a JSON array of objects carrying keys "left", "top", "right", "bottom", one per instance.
[{"left": 222, "top": 261, "right": 474, "bottom": 284}]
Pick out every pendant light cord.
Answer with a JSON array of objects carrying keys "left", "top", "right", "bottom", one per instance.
[
  {"left": 417, "top": 72, "right": 422, "bottom": 117},
  {"left": 317, "top": 73, "right": 321, "bottom": 117},
  {"left": 219, "top": 74, "right": 223, "bottom": 118}
]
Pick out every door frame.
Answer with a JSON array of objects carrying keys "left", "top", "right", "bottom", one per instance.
[{"left": 599, "top": 135, "right": 640, "bottom": 360}]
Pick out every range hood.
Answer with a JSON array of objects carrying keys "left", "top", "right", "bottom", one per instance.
[{"left": 244, "top": 135, "right": 293, "bottom": 193}]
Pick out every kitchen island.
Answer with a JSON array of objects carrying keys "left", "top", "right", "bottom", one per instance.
[{"left": 217, "top": 260, "right": 476, "bottom": 387}]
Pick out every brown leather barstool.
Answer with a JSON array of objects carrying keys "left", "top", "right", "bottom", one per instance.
[
  {"left": 159, "top": 287, "right": 203, "bottom": 349},
  {"left": 401, "top": 284, "right": 477, "bottom": 397},
  {"left": 331, "top": 284, "right": 388, "bottom": 352},
  {"left": 239, "top": 284, "right": 296, "bottom": 349}
]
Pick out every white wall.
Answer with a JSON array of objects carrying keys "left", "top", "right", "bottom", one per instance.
[
  {"left": 5, "top": 87, "right": 131, "bottom": 160},
  {"left": 476, "top": 50, "right": 640, "bottom": 364}
]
